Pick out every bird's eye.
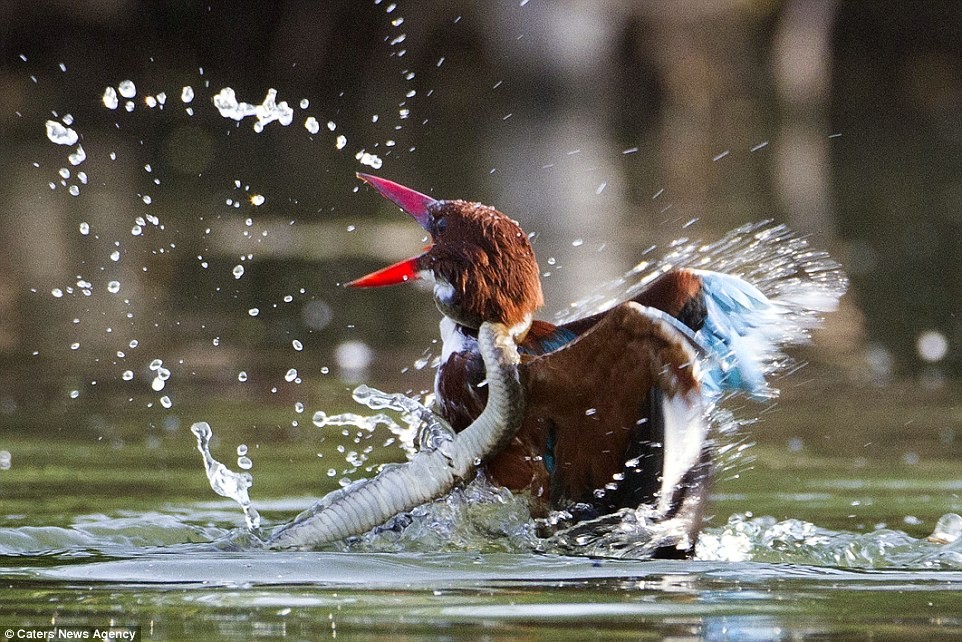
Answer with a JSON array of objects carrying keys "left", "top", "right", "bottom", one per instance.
[{"left": 434, "top": 216, "right": 448, "bottom": 234}]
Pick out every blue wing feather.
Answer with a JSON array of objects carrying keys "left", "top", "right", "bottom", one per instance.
[{"left": 695, "top": 270, "right": 790, "bottom": 401}]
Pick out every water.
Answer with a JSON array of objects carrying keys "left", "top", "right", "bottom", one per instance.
[{"left": 1, "top": 378, "right": 961, "bottom": 639}]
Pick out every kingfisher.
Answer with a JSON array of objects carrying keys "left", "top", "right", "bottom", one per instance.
[{"left": 345, "top": 173, "right": 842, "bottom": 557}]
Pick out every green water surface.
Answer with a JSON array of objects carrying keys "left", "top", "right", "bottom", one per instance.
[{"left": 2, "top": 378, "right": 961, "bottom": 641}]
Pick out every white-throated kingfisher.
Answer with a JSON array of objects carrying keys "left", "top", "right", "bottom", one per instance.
[{"left": 347, "top": 173, "right": 840, "bottom": 557}]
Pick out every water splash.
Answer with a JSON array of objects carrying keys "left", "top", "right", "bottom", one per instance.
[
  {"left": 212, "top": 87, "right": 294, "bottom": 130},
  {"left": 558, "top": 221, "right": 848, "bottom": 390},
  {"left": 348, "top": 474, "right": 539, "bottom": 553},
  {"left": 697, "top": 513, "right": 962, "bottom": 569},
  {"left": 190, "top": 422, "right": 261, "bottom": 532},
  {"left": 312, "top": 384, "right": 454, "bottom": 459},
  {"left": 335, "top": 480, "right": 962, "bottom": 567}
]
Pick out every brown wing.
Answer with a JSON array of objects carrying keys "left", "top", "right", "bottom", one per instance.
[
  {"left": 561, "top": 268, "right": 706, "bottom": 337},
  {"left": 485, "top": 302, "right": 704, "bottom": 514}
]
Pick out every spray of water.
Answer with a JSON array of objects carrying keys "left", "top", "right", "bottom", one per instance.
[
  {"left": 190, "top": 422, "right": 262, "bottom": 532},
  {"left": 312, "top": 384, "right": 455, "bottom": 459}
]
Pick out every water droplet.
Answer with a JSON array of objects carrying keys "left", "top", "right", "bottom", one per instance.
[
  {"left": 51, "top": 288, "right": 63, "bottom": 298},
  {"left": 232, "top": 264, "right": 245, "bottom": 279},
  {"left": 118, "top": 80, "right": 136, "bottom": 98},
  {"left": 292, "top": 339, "right": 303, "bottom": 351},
  {"left": 335, "top": 135, "right": 347, "bottom": 150},
  {"left": 284, "top": 368, "right": 298, "bottom": 382},
  {"left": 181, "top": 86, "right": 194, "bottom": 103},
  {"left": 45, "top": 120, "right": 78, "bottom": 146},
  {"left": 304, "top": 116, "right": 320, "bottom": 134},
  {"left": 129, "top": 339, "right": 139, "bottom": 349},
  {"left": 238, "top": 371, "right": 248, "bottom": 382},
  {"left": 237, "top": 456, "right": 253, "bottom": 470},
  {"left": 70, "top": 342, "right": 80, "bottom": 350},
  {"left": 250, "top": 194, "right": 265, "bottom": 206},
  {"left": 110, "top": 250, "right": 121, "bottom": 262},
  {"left": 122, "top": 370, "right": 134, "bottom": 381},
  {"left": 131, "top": 225, "right": 142, "bottom": 236},
  {"left": 355, "top": 150, "right": 382, "bottom": 169},
  {"left": 102, "top": 86, "right": 119, "bottom": 109},
  {"left": 69, "top": 389, "right": 80, "bottom": 399},
  {"left": 294, "top": 401, "right": 304, "bottom": 413},
  {"left": 248, "top": 308, "right": 259, "bottom": 317},
  {"left": 107, "top": 281, "right": 121, "bottom": 294},
  {"left": 160, "top": 395, "right": 172, "bottom": 408}
]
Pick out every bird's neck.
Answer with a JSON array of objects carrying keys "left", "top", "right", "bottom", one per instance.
[{"left": 437, "top": 312, "right": 532, "bottom": 365}]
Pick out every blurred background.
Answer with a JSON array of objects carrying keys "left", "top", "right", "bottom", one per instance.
[{"left": 0, "top": 0, "right": 960, "bottom": 463}]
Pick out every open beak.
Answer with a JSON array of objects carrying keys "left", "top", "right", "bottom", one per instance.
[{"left": 346, "top": 173, "right": 438, "bottom": 288}]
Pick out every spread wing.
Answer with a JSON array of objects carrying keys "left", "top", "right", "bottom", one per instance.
[{"left": 485, "top": 302, "right": 709, "bottom": 518}]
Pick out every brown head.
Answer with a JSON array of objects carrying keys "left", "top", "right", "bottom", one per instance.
[{"left": 347, "top": 174, "right": 544, "bottom": 330}]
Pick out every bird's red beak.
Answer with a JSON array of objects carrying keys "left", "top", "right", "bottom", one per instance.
[
  {"left": 346, "top": 173, "right": 438, "bottom": 288},
  {"left": 345, "top": 254, "right": 423, "bottom": 288}
]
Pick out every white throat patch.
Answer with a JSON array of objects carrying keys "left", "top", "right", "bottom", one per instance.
[{"left": 439, "top": 316, "right": 475, "bottom": 363}]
